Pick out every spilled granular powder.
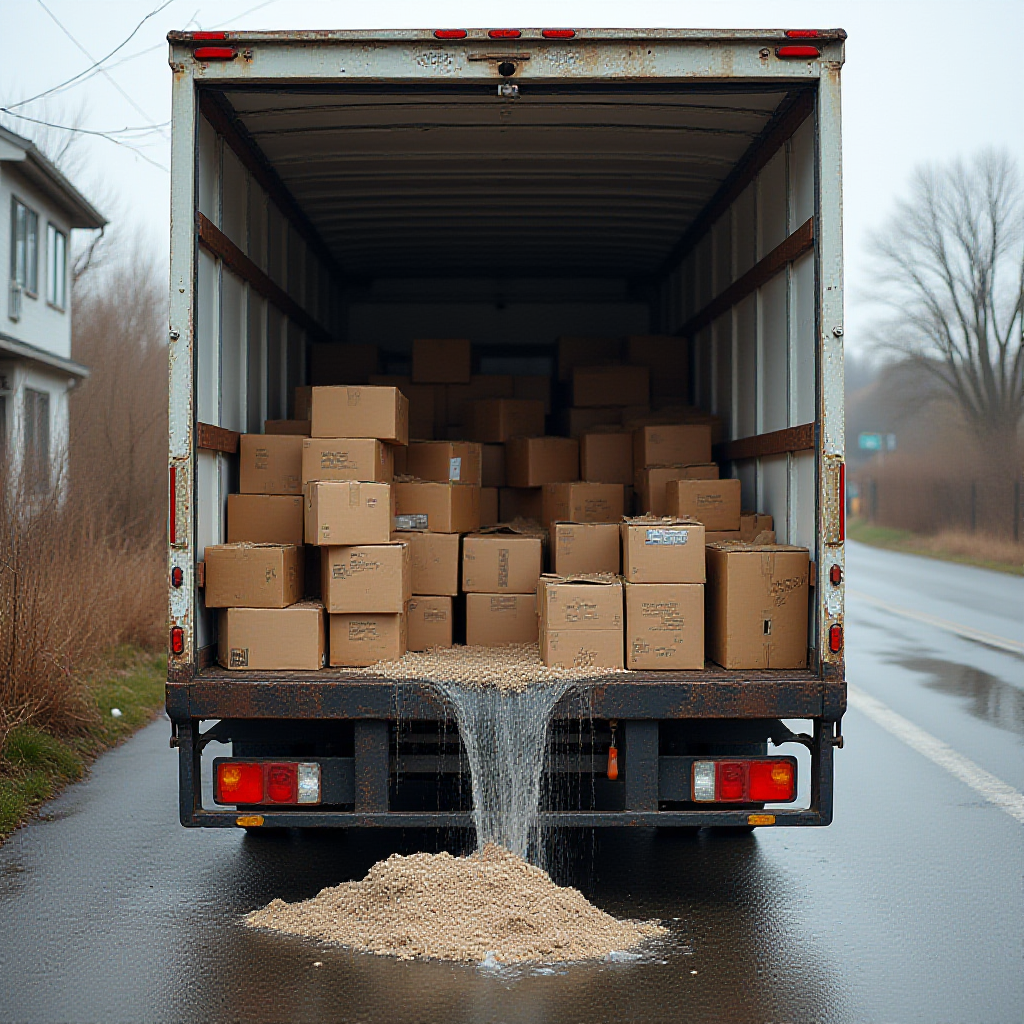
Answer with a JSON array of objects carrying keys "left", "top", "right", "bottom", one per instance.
[{"left": 245, "top": 842, "right": 665, "bottom": 963}]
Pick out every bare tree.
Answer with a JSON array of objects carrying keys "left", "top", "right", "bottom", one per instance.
[{"left": 869, "top": 149, "right": 1024, "bottom": 472}]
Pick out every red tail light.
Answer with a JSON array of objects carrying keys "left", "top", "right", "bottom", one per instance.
[
  {"left": 829, "top": 563, "right": 843, "bottom": 586},
  {"left": 194, "top": 47, "right": 237, "bottom": 60},
  {"left": 214, "top": 760, "right": 321, "bottom": 805},
  {"left": 216, "top": 762, "right": 264, "bottom": 804},
  {"left": 171, "top": 566, "right": 184, "bottom": 588},
  {"left": 542, "top": 29, "right": 576, "bottom": 39},
  {"left": 749, "top": 761, "right": 796, "bottom": 801},
  {"left": 170, "top": 626, "right": 184, "bottom": 656},
  {"left": 488, "top": 29, "right": 521, "bottom": 39},
  {"left": 785, "top": 29, "right": 819, "bottom": 38},
  {"left": 192, "top": 31, "right": 227, "bottom": 40},
  {"left": 433, "top": 29, "right": 467, "bottom": 39},
  {"left": 692, "top": 758, "right": 797, "bottom": 802},
  {"left": 266, "top": 763, "right": 297, "bottom": 803},
  {"left": 829, "top": 623, "right": 844, "bottom": 654},
  {"left": 776, "top": 45, "right": 820, "bottom": 59}
]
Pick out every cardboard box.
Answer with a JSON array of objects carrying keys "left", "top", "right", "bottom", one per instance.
[
  {"left": 580, "top": 431, "right": 632, "bottom": 485},
  {"left": 557, "top": 336, "right": 622, "bottom": 381},
  {"left": 626, "top": 335, "right": 689, "bottom": 399},
  {"left": 625, "top": 583, "right": 704, "bottom": 670},
  {"left": 407, "top": 441, "right": 483, "bottom": 485},
  {"left": 218, "top": 602, "right": 325, "bottom": 671},
  {"left": 310, "top": 386, "right": 409, "bottom": 444},
  {"left": 204, "top": 543, "right": 303, "bottom": 608},
  {"left": 542, "top": 482, "right": 624, "bottom": 529},
  {"left": 310, "top": 343, "right": 379, "bottom": 385},
  {"left": 329, "top": 611, "right": 407, "bottom": 667},
  {"left": 462, "top": 531, "right": 543, "bottom": 593},
  {"left": 264, "top": 419, "right": 311, "bottom": 436},
  {"left": 445, "top": 375, "right": 514, "bottom": 425},
  {"left": 573, "top": 365, "right": 649, "bottom": 408},
  {"left": 239, "top": 434, "right": 303, "bottom": 495},
  {"left": 482, "top": 444, "right": 506, "bottom": 487},
  {"left": 293, "top": 386, "right": 313, "bottom": 421},
  {"left": 499, "top": 487, "right": 543, "bottom": 522},
  {"left": 301, "top": 438, "right": 394, "bottom": 486},
  {"left": 636, "top": 463, "right": 719, "bottom": 516},
  {"left": 412, "top": 338, "right": 472, "bottom": 384},
  {"left": 407, "top": 596, "right": 453, "bottom": 651},
  {"left": 394, "top": 530, "right": 460, "bottom": 596},
  {"left": 465, "top": 593, "right": 538, "bottom": 646},
  {"left": 513, "top": 374, "right": 552, "bottom": 413},
  {"left": 666, "top": 478, "right": 742, "bottom": 531},
  {"left": 740, "top": 512, "right": 774, "bottom": 542},
  {"left": 540, "top": 629, "right": 624, "bottom": 670},
  {"left": 305, "top": 481, "right": 393, "bottom": 546},
  {"left": 621, "top": 517, "right": 706, "bottom": 584},
  {"left": 551, "top": 522, "right": 621, "bottom": 576},
  {"left": 227, "top": 494, "right": 304, "bottom": 546},
  {"left": 633, "top": 423, "right": 712, "bottom": 469},
  {"left": 480, "top": 487, "right": 499, "bottom": 527},
  {"left": 368, "top": 375, "right": 438, "bottom": 439},
  {"left": 563, "top": 407, "right": 624, "bottom": 437},
  {"left": 321, "top": 543, "right": 411, "bottom": 613},
  {"left": 505, "top": 436, "right": 579, "bottom": 488},
  {"left": 705, "top": 544, "right": 810, "bottom": 669},
  {"left": 538, "top": 575, "right": 623, "bottom": 631},
  {"left": 468, "top": 399, "right": 545, "bottom": 443},
  {"left": 394, "top": 481, "right": 480, "bottom": 534}
]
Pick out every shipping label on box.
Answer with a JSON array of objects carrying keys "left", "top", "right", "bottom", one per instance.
[
  {"left": 329, "top": 611, "right": 408, "bottom": 667},
  {"left": 321, "top": 543, "right": 411, "bottom": 613},
  {"left": 573, "top": 365, "right": 649, "bottom": 408},
  {"left": 305, "top": 481, "right": 393, "bottom": 546},
  {"left": 621, "top": 517, "right": 706, "bottom": 584},
  {"left": 407, "top": 596, "right": 453, "bottom": 651},
  {"left": 626, "top": 583, "right": 704, "bottom": 670},
  {"left": 218, "top": 602, "right": 325, "bottom": 671},
  {"left": 301, "top": 438, "right": 393, "bottom": 486},
  {"left": 580, "top": 431, "right": 633, "bottom": 485},
  {"left": 552, "top": 522, "right": 621, "bottom": 576},
  {"left": 636, "top": 463, "right": 719, "bottom": 516},
  {"left": 505, "top": 436, "right": 579, "bottom": 488},
  {"left": 537, "top": 575, "right": 623, "bottom": 631},
  {"left": 542, "top": 482, "right": 624, "bottom": 528},
  {"left": 407, "top": 441, "right": 483, "bottom": 485},
  {"left": 666, "top": 478, "right": 741, "bottom": 531},
  {"left": 227, "top": 494, "right": 304, "bottom": 546},
  {"left": 394, "top": 481, "right": 481, "bottom": 534},
  {"left": 465, "top": 593, "right": 538, "bottom": 646},
  {"left": 310, "top": 386, "right": 409, "bottom": 444},
  {"left": 412, "top": 338, "right": 472, "bottom": 384},
  {"left": 540, "top": 628, "right": 623, "bottom": 670},
  {"left": 204, "top": 543, "right": 304, "bottom": 608},
  {"left": 462, "top": 533, "right": 543, "bottom": 593},
  {"left": 393, "top": 530, "right": 460, "bottom": 596},
  {"left": 240, "top": 434, "right": 303, "bottom": 495},
  {"left": 633, "top": 423, "right": 712, "bottom": 469},
  {"left": 468, "top": 399, "right": 545, "bottom": 443}
]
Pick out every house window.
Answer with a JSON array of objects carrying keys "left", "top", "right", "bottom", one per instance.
[
  {"left": 47, "top": 224, "right": 67, "bottom": 310},
  {"left": 23, "top": 388, "right": 50, "bottom": 495},
  {"left": 11, "top": 198, "right": 39, "bottom": 296}
]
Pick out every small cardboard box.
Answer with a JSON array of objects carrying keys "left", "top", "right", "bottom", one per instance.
[
  {"left": 321, "top": 543, "right": 411, "bottom": 614},
  {"left": 204, "top": 543, "right": 303, "bottom": 608},
  {"left": 293, "top": 386, "right": 313, "bottom": 421},
  {"left": 636, "top": 463, "right": 719, "bottom": 516},
  {"left": 621, "top": 517, "right": 706, "bottom": 584},
  {"left": 445, "top": 375, "right": 515, "bottom": 426},
  {"left": 666, "top": 478, "right": 742, "bottom": 531},
  {"left": 407, "top": 441, "right": 483, "bottom": 485},
  {"left": 305, "top": 481, "right": 393, "bottom": 546},
  {"left": 563, "top": 407, "right": 624, "bottom": 437},
  {"left": 368, "top": 375, "right": 437, "bottom": 439},
  {"left": 468, "top": 399, "right": 545, "bottom": 443},
  {"left": 540, "top": 628, "right": 624, "bottom": 670},
  {"left": 394, "top": 481, "right": 481, "bottom": 534},
  {"left": 557, "top": 336, "right": 623, "bottom": 380},
  {"left": 573, "top": 365, "right": 649, "bottom": 408},
  {"left": 462, "top": 531, "right": 543, "bottom": 593},
  {"left": 301, "top": 438, "right": 394, "bottom": 486},
  {"left": 465, "top": 593, "right": 538, "bottom": 646},
  {"left": 407, "top": 596, "right": 453, "bottom": 651},
  {"left": 482, "top": 444, "right": 506, "bottom": 487},
  {"left": 580, "top": 431, "right": 633, "bottom": 485},
  {"left": 542, "top": 482, "right": 624, "bottom": 529},
  {"left": 633, "top": 423, "right": 712, "bottom": 469},
  {"left": 309, "top": 342, "right": 379, "bottom": 385},
  {"left": 626, "top": 335, "right": 689, "bottom": 399},
  {"left": 537, "top": 575, "right": 623, "bottom": 631},
  {"left": 480, "top": 487, "right": 499, "bottom": 527},
  {"left": 264, "top": 419, "right": 311, "bottom": 436},
  {"left": 705, "top": 543, "right": 809, "bottom": 669},
  {"left": 218, "top": 602, "right": 325, "bottom": 670},
  {"left": 394, "top": 530, "right": 460, "bottom": 596},
  {"left": 412, "top": 338, "right": 472, "bottom": 384},
  {"left": 625, "top": 583, "right": 704, "bottom": 670},
  {"left": 329, "top": 611, "right": 407, "bottom": 667},
  {"left": 551, "top": 522, "right": 621, "bottom": 576},
  {"left": 740, "top": 512, "right": 774, "bottom": 541},
  {"left": 505, "top": 436, "right": 579, "bottom": 488},
  {"left": 310, "top": 386, "right": 409, "bottom": 444},
  {"left": 240, "top": 434, "right": 303, "bottom": 495},
  {"left": 499, "top": 487, "right": 543, "bottom": 522},
  {"left": 227, "top": 494, "right": 304, "bottom": 546},
  {"left": 513, "top": 374, "right": 552, "bottom": 413}
]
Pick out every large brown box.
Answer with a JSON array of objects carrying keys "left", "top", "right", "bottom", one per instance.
[
  {"left": 505, "top": 436, "right": 579, "bottom": 488},
  {"left": 394, "top": 530, "right": 460, "bottom": 596},
  {"left": 412, "top": 338, "right": 472, "bottom": 384},
  {"left": 580, "top": 431, "right": 633, "bottom": 485},
  {"left": 407, "top": 441, "right": 483, "bottom": 485},
  {"left": 499, "top": 487, "right": 543, "bottom": 522},
  {"left": 482, "top": 444, "right": 506, "bottom": 487},
  {"left": 204, "top": 543, "right": 303, "bottom": 608},
  {"left": 551, "top": 522, "right": 621, "bottom": 576},
  {"left": 310, "top": 386, "right": 409, "bottom": 444},
  {"left": 218, "top": 602, "right": 325, "bottom": 671},
  {"left": 573, "top": 365, "right": 649, "bottom": 408},
  {"left": 368, "top": 375, "right": 438, "bottom": 439},
  {"left": 621, "top": 517, "right": 706, "bottom": 584},
  {"left": 321, "top": 543, "right": 411, "bottom": 614},
  {"left": 264, "top": 419, "right": 311, "bottom": 436},
  {"left": 468, "top": 399, "right": 545, "bottom": 443},
  {"left": 537, "top": 575, "right": 623, "bottom": 631},
  {"left": 636, "top": 463, "right": 719, "bottom": 516},
  {"left": 239, "top": 434, "right": 303, "bottom": 495},
  {"left": 666, "top": 478, "right": 742, "bottom": 531},
  {"left": 705, "top": 544, "right": 809, "bottom": 669},
  {"left": 741, "top": 512, "right": 774, "bottom": 542},
  {"left": 301, "top": 438, "right": 394, "bottom": 486},
  {"left": 539, "top": 629, "right": 624, "bottom": 670},
  {"left": 557, "top": 336, "right": 622, "bottom": 381},
  {"left": 633, "top": 423, "right": 712, "bottom": 469},
  {"left": 465, "top": 593, "right": 538, "bottom": 646},
  {"left": 394, "top": 481, "right": 481, "bottom": 533},
  {"left": 227, "top": 494, "right": 304, "bottom": 546},
  {"left": 446, "top": 375, "right": 515, "bottom": 426},
  {"left": 407, "top": 596, "right": 453, "bottom": 651},
  {"left": 513, "top": 374, "right": 552, "bottom": 413},
  {"left": 480, "top": 487, "right": 499, "bottom": 527},
  {"left": 542, "top": 482, "right": 624, "bottom": 529},
  {"left": 462, "top": 532, "right": 543, "bottom": 593},
  {"left": 626, "top": 335, "right": 689, "bottom": 399},
  {"left": 329, "top": 611, "right": 408, "bottom": 667},
  {"left": 309, "top": 343, "right": 379, "bottom": 385},
  {"left": 305, "top": 481, "right": 393, "bottom": 546},
  {"left": 625, "top": 583, "right": 704, "bottom": 670}
]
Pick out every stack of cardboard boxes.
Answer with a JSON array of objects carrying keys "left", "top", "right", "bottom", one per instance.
[{"left": 538, "top": 574, "right": 625, "bottom": 669}]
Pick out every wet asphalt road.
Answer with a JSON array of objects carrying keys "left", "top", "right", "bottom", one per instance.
[{"left": 1, "top": 541, "right": 1022, "bottom": 1024}]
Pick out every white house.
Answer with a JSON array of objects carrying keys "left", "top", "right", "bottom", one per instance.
[{"left": 0, "top": 125, "right": 105, "bottom": 499}]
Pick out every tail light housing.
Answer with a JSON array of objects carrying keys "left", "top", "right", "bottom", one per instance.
[
  {"left": 170, "top": 626, "right": 184, "bottom": 656},
  {"left": 776, "top": 45, "right": 821, "bottom": 59},
  {"left": 488, "top": 29, "right": 522, "bottom": 39},
  {"left": 194, "top": 46, "right": 237, "bottom": 61},
  {"left": 829, "top": 623, "right": 844, "bottom": 654},
  {"left": 214, "top": 760, "right": 321, "bottom": 805},
  {"left": 692, "top": 758, "right": 797, "bottom": 803},
  {"left": 433, "top": 29, "right": 467, "bottom": 39}
]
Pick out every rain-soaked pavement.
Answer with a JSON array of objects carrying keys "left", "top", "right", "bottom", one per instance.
[{"left": 1, "top": 541, "right": 1022, "bottom": 1023}]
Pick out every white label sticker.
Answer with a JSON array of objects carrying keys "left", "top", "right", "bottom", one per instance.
[
  {"left": 395, "top": 514, "right": 429, "bottom": 531},
  {"left": 645, "top": 529, "right": 688, "bottom": 545},
  {"left": 449, "top": 456, "right": 462, "bottom": 482}
]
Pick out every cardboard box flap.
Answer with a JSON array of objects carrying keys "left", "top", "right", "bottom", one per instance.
[
  {"left": 706, "top": 541, "right": 808, "bottom": 553},
  {"left": 622, "top": 514, "right": 702, "bottom": 527},
  {"left": 539, "top": 571, "right": 621, "bottom": 587},
  {"left": 475, "top": 520, "right": 549, "bottom": 542}
]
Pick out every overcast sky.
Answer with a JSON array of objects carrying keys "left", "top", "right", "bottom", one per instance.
[{"left": 2, "top": 0, "right": 1022, "bottom": 353}]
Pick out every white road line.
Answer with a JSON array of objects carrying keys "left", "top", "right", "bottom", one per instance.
[
  {"left": 846, "top": 589, "right": 1024, "bottom": 655},
  {"left": 847, "top": 684, "right": 1024, "bottom": 825}
]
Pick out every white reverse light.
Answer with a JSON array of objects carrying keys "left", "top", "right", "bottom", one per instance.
[
  {"left": 692, "top": 761, "right": 716, "bottom": 802},
  {"left": 297, "top": 762, "right": 321, "bottom": 804}
]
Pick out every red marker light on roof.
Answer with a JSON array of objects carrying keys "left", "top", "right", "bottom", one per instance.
[
  {"left": 171, "top": 566, "right": 184, "bottom": 588},
  {"left": 433, "top": 29, "right": 467, "bottom": 39},
  {"left": 170, "top": 626, "right": 184, "bottom": 656},
  {"left": 542, "top": 29, "right": 576, "bottom": 39},
  {"left": 829, "top": 563, "right": 843, "bottom": 586},
  {"left": 785, "top": 29, "right": 819, "bottom": 38},
  {"left": 192, "top": 31, "right": 228, "bottom": 40},
  {"left": 776, "top": 45, "right": 821, "bottom": 59},
  {"left": 829, "top": 623, "right": 844, "bottom": 654},
  {"left": 193, "top": 46, "right": 237, "bottom": 60},
  {"left": 488, "top": 29, "right": 522, "bottom": 39}
]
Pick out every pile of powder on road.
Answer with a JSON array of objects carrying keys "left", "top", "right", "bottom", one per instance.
[{"left": 245, "top": 842, "right": 665, "bottom": 963}]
